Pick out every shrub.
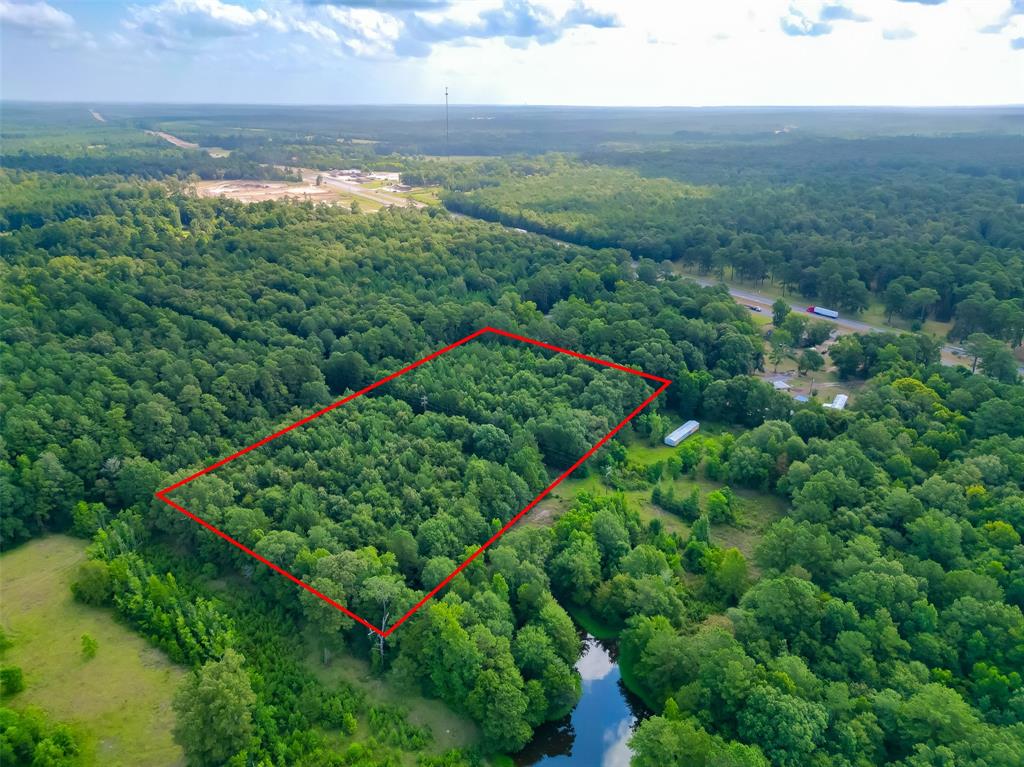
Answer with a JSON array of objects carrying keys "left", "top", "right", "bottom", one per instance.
[
  {"left": 81, "top": 634, "right": 98, "bottom": 660},
  {"left": 0, "top": 666, "right": 24, "bottom": 696},
  {"left": 71, "top": 560, "right": 112, "bottom": 605},
  {"left": 368, "top": 704, "right": 432, "bottom": 751}
]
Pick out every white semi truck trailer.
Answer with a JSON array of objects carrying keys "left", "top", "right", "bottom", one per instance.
[{"left": 806, "top": 305, "right": 839, "bottom": 319}]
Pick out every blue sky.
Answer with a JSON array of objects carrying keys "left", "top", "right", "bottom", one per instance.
[{"left": 1, "top": 0, "right": 1022, "bottom": 105}]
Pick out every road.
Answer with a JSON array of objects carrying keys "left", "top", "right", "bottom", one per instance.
[
  {"left": 447, "top": 211, "right": 972, "bottom": 366},
  {"left": 691, "top": 277, "right": 882, "bottom": 333},
  {"left": 687, "top": 275, "right": 968, "bottom": 365},
  {"left": 306, "top": 169, "right": 424, "bottom": 209}
]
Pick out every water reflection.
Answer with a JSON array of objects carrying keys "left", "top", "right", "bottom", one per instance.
[
  {"left": 576, "top": 639, "right": 615, "bottom": 681},
  {"left": 515, "top": 635, "right": 650, "bottom": 766}
]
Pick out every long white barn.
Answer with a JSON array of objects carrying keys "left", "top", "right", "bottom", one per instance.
[{"left": 664, "top": 420, "right": 700, "bottom": 447}]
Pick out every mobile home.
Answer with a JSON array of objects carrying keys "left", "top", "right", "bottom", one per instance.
[{"left": 664, "top": 420, "right": 700, "bottom": 447}]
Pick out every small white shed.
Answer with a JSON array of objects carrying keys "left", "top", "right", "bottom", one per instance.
[{"left": 664, "top": 420, "right": 700, "bottom": 447}]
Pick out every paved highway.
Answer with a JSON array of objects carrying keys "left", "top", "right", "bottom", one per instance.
[
  {"left": 690, "top": 277, "right": 882, "bottom": 333},
  {"left": 450, "top": 210, "right": 979, "bottom": 367},
  {"left": 302, "top": 169, "right": 424, "bottom": 209},
  {"left": 688, "top": 276, "right": 968, "bottom": 365}
]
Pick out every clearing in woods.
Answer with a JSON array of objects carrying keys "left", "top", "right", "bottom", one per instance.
[
  {"left": 306, "top": 647, "right": 480, "bottom": 757},
  {"left": 0, "top": 536, "right": 185, "bottom": 767},
  {"left": 539, "top": 432, "right": 786, "bottom": 570},
  {"left": 195, "top": 179, "right": 362, "bottom": 206}
]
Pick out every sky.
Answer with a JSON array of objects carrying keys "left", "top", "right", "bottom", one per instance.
[{"left": 1, "top": 0, "right": 1022, "bottom": 106}]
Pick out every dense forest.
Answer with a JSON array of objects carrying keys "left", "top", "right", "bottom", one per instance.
[
  {"left": 6, "top": 105, "right": 1021, "bottom": 345},
  {"left": 1, "top": 168, "right": 764, "bottom": 763},
  {"left": 1, "top": 106, "right": 1023, "bottom": 767}
]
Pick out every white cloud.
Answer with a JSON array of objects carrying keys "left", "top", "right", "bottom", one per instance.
[
  {"left": 0, "top": 0, "right": 73, "bottom": 33},
  {"left": 978, "top": 0, "right": 1024, "bottom": 49},
  {"left": 979, "top": 0, "right": 1024, "bottom": 33},
  {"left": 114, "top": 0, "right": 619, "bottom": 60},
  {"left": 324, "top": 0, "right": 621, "bottom": 59},
  {"left": 882, "top": 27, "right": 916, "bottom": 40},
  {"left": 779, "top": 2, "right": 871, "bottom": 37},
  {"left": 0, "top": 0, "right": 92, "bottom": 46},
  {"left": 2, "top": 0, "right": 1022, "bottom": 104},
  {"left": 291, "top": 17, "right": 341, "bottom": 43},
  {"left": 322, "top": 6, "right": 402, "bottom": 56},
  {"left": 124, "top": 0, "right": 280, "bottom": 49}
]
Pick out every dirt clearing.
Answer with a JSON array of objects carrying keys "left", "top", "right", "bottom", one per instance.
[{"left": 196, "top": 179, "right": 348, "bottom": 204}]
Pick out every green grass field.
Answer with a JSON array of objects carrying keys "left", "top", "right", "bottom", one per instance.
[
  {"left": 407, "top": 187, "right": 443, "bottom": 206},
  {"left": 0, "top": 536, "right": 184, "bottom": 766},
  {"left": 306, "top": 644, "right": 479, "bottom": 762}
]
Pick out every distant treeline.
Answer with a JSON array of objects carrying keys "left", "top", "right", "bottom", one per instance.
[{"left": 0, "top": 149, "right": 292, "bottom": 182}]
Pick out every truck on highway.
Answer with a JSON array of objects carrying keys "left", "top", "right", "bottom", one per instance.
[{"left": 806, "top": 305, "right": 839, "bottom": 319}]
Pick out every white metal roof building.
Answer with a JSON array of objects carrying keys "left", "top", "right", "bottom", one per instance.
[
  {"left": 664, "top": 420, "right": 700, "bottom": 447},
  {"left": 823, "top": 394, "right": 849, "bottom": 410}
]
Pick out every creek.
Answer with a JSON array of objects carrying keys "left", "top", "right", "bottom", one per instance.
[{"left": 515, "top": 635, "right": 650, "bottom": 766}]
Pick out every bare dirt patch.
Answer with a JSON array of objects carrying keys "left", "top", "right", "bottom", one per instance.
[
  {"left": 522, "top": 505, "right": 556, "bottom": 526},
  {"left": 197, "top": 179, "right": 341, "bottom": 204}
]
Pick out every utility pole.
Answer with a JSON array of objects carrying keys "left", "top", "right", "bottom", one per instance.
[{"left": 445, "top": 86, "right": 449, "bottom": 164}]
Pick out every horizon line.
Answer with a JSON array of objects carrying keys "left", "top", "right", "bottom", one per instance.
[{"left": 3, "top": 99, "right": 1023, "bottom": 111}]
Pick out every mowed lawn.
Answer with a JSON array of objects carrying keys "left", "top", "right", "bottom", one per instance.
[{"left": 0, "top": 536, "right": 184, "bottom": 766}]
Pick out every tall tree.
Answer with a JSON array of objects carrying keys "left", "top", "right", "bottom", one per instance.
[
  {"left": 772, "top": 298, "right": 791, "bottom": 329},
  {"left": 172, "top": 649, "right": 257, "bottom": 767}
]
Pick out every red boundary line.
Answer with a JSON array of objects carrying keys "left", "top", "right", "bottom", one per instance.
[{"left": 157, "top": 327, "right": 671, "bottom": 637}]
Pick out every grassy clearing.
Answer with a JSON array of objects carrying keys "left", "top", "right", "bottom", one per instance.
[
  {"left": 552, "top": 472, "right": 783, "bottom": 563},
  {"left": 542, "top": 435, "right": 786, "bottom": 561},
  {"left": 341, "top": 194, "right": 385, "bottom": 213},
  {"left": 0, "top": 536, "right": 184, "bottom": 767},
  {"left": 761, "top": 355, "right": 862, "bottom": 401},
  {"left": 709, "top": 494, "right": 785, "bottom": 573},
  {"left": 406, "top": 187, "right": 442, "bottom": 206},
  {"left": 550, "top": 475, "right": 691, "bottom": 536},
  {"left": 305, "top": 644, "right": 479, "bottom": 760}
]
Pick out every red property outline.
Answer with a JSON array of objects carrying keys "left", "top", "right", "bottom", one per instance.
[{"left": 156, "top": 327, "right": 671, "bottom": 637}]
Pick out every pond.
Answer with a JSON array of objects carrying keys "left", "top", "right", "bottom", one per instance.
[{"left": 515, "top": 635, "right": 651, "bottom": 766}]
